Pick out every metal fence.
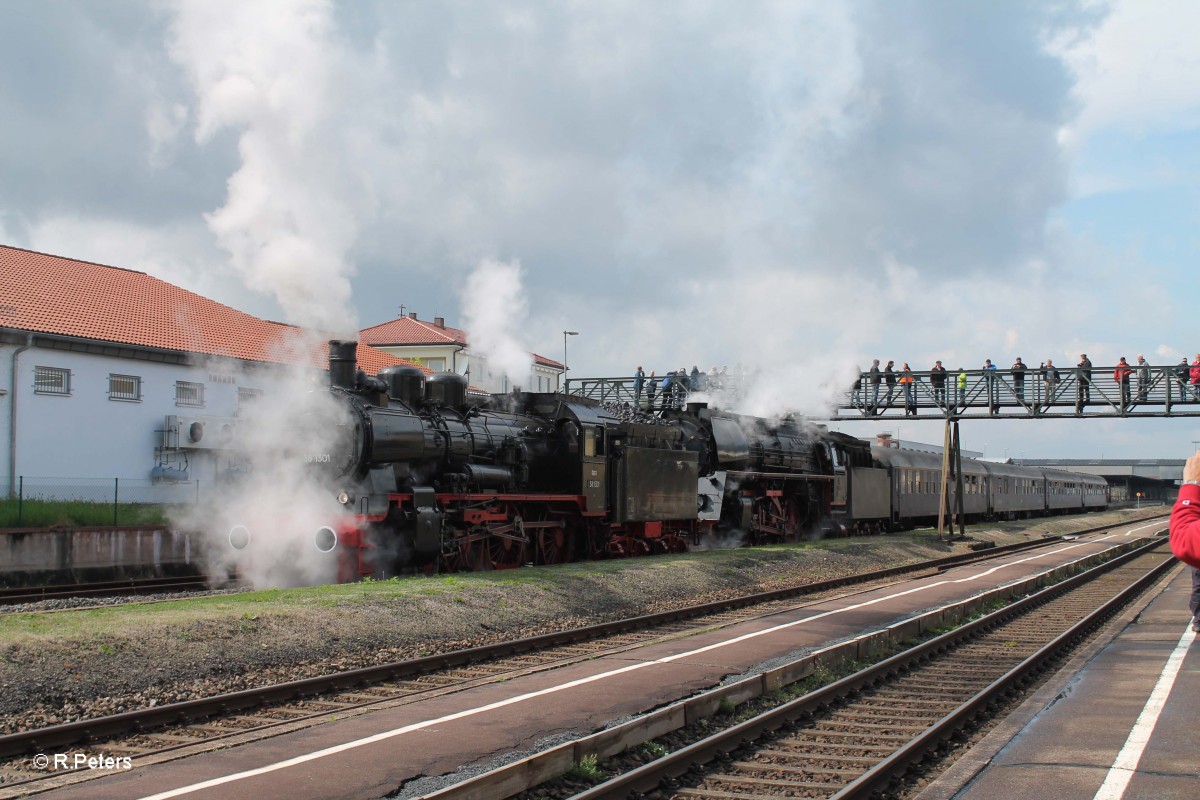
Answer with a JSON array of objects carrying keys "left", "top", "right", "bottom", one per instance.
[
  {"left": 565, "top": 374, "right": 743, "bottom": 412},
  {"left": 0, "top": 476, "right": 200, "bottom": 527}
]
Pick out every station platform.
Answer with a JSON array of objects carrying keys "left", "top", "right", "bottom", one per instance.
[{"left": 918, "top": 563, "right": 1200, "bottom": 800}]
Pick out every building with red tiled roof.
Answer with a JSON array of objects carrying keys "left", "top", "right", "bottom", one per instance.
[
  {"left": 0, "top": 244, "right": 417, "bottom": 496},
  {"left": 361, "top": 312, "right": 565, "bottom": 394}
]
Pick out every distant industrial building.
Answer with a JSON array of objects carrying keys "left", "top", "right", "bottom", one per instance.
[{"left": 1011, "top": 459, "right": 1183, "bottom": 502}]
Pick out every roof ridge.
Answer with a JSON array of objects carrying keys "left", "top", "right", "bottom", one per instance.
[
  {"left": 0, "top": 243, "right": 148, "bottom": 276},
  {"left": 411, "top": 317, "right": 460, "bottom": 339}
]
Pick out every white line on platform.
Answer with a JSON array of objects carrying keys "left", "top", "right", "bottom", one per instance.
[
  {"left": 1123, "top": 518, "right": 1167, "bottom": 537},
  {"left": 1092, "top": 623, "right": 1196, "bottom": 800},
  {"left": 133, "top": 537, "right": 1122, "bottom": 800}
]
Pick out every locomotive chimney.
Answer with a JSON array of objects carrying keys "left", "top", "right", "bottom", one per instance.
[{"left": 328, "top": 340, "right": 358, "bottom": 389}]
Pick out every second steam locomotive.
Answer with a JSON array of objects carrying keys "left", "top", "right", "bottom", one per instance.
[{"left": 234, "top": 341, "right": 1108, "bottom": 581}]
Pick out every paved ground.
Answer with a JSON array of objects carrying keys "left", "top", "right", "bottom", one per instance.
[{"left": 14, "top": 524, "right": 1165, "bottom": 800}]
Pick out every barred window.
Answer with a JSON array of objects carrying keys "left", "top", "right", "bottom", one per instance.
[
  {"left": 175, "top": 380, "right": 205, "bottom": 407},
  {"left": 238, "top": 387, "right": 262, "bottom": 408},
  {"left": 108, "top": 374, "right": 142, "bottom": 402},
  {"left": 34, "top": 366, "right": 70, "bottom": 395}
]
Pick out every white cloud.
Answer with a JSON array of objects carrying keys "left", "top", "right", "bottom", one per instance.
[
  {"left": 165, "top": 0, "right": 376, "bottom": 336},
  {"left": 1053, "top": 0, "right": 1200, "bottom": 137}
]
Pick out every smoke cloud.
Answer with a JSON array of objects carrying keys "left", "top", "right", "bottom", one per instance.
[
  {"left": 175, "top": 332, "right": 346, "bottom": 589},
  {"left": 459, "top": 258, "right": 534, "bottom": 388}
]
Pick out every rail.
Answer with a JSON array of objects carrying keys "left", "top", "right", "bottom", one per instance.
[
  {"left": 564, "top": 537, "right": 1174, "bottom": 800},
  {"left": 0, "top": 534, "right": 1099, "bottom": 761}
]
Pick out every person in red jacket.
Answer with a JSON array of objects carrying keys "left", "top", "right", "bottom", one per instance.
[
  {"left": 1191, "top": 355, "right": 1200, "bottom": 402},
  {"left": 1170, "top": 452, "right": 1200, "bottom": 631},
  {"left": 1113, "top": 357, "right": 1133, "bottom": 409}
]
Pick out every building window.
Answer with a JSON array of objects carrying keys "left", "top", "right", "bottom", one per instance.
[
  {"left": 426, "top": 358, "right": 446, "bottom": 372},
  {"left": 176, "top": 380, "right": 205, "bottom": 407},
  {"left": 108, "top": 374, "right": 142, "bottom": 402},
  {"left": 238, "top": 387, "right": 263, "bottom": 406},
  {"left": 34, "top": 366, "right": 71, "bottom": 395}
]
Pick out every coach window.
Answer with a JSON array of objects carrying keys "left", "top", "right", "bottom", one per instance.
[
  {"left": 34, "top": 366, "right": 71, "bottom": 395},
  {"left": 175, "top": 380, "right": 205, "bottom": 408},
  {"left": 108, "top": 374, "right": 142, "bottom": 402},
  {"left": 583, "top": 426, "right": 596, "bottom": 458}
]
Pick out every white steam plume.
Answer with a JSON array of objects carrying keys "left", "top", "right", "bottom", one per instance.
[
  {"left": 176, "top": 332, "right": 346, "bottom": 589},
  {"left": 460, "top": 258, "right": 533, "bottom": 389},
  {"left": 166, "top": 0, "right": 370, "bottom": 336}
]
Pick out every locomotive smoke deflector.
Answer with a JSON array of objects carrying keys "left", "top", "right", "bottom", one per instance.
[{"left": 328, "top": 340, "right": 358, "bottom": 389}]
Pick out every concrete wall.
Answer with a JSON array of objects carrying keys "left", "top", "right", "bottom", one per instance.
[{"left": 0, "top": 527, "right": 202, "bottom": 586}]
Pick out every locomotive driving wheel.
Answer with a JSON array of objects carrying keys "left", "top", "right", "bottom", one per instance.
[
  {"left": 537, "top": 526, "right": 569, "bottom": 565},
  {"left": 486, "top": 533, "right": 525, "bottom": 569},
  {"left": 439, "top": 532, "right": 475, "bottom": 572},
  {"left": 654, "top": 532, "right": 689, "bottom": 554}
]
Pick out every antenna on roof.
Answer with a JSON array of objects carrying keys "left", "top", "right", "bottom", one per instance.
[{"left": 398, "top": 304, "right": 406, "bottom": 318}]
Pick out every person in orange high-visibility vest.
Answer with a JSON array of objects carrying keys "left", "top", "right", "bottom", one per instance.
[{"left": 899, "top": 363, "right": 915, "bottom": 416}]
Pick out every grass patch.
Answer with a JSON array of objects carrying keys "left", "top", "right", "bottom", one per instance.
[
  {"left": 565, "top": 754, "right": 605, "bottom": 783},
  {"left": 0, "top": 497, "right": 173, "bottom": 528}
]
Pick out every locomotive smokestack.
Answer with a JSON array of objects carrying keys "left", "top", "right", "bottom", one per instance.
[{"left": 328, "top": 340, "right": 358, "bottom": 389}]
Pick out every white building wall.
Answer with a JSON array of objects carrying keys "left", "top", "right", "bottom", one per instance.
[{"left": 4, "top": 342, "right": 272, "bottom": 500}]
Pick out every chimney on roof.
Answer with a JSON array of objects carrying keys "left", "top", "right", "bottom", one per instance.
[
  {"left": 408, "top": 312, "right": 418, "bottom": 320},
  {"left": 434, "top": 317, "right": 445, "bottom": 328}
]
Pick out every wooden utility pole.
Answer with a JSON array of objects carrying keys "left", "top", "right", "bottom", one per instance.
[
  {"left": 937, "top": 417, "right": 951, "bottom": 539},
  {"left": 953, "top": 421, "right": 966, "bottom": 539}
]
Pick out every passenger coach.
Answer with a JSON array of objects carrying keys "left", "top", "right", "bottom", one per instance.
[{"left": 854, "top": 447, "right": 1108, "bottom": 530}]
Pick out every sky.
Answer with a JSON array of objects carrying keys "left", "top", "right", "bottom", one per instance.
[{"left": 1, "top": 0, "right": 1199, "bottom": 459}]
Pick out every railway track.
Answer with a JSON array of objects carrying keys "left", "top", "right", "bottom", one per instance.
[
  {"left": 552, "top": 537, "right": 1175, "bottom": 800},
  {"left": 0, "top": 574, "right": 214, "bottom": 606},
  {"left": 0, "top": 517, "right": 1165, "bottom": 795}
]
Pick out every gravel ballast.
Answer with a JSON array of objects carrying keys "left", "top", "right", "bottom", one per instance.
[{"left": 0, "top": 509, "right": 1163, "bottom": 735}]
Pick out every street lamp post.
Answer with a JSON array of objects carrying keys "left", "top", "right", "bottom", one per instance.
[{"left": 562, "top": 331, "right": 578, "bottom": 392}]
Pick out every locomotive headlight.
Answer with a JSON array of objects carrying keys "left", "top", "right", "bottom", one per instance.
[{"left": 337, "top": 491, "right": 351, "bottom": 505}]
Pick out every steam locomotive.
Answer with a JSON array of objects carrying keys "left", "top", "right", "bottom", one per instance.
[{"left": 236, "top": 341, "right": 1107, "bottom": 582}]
